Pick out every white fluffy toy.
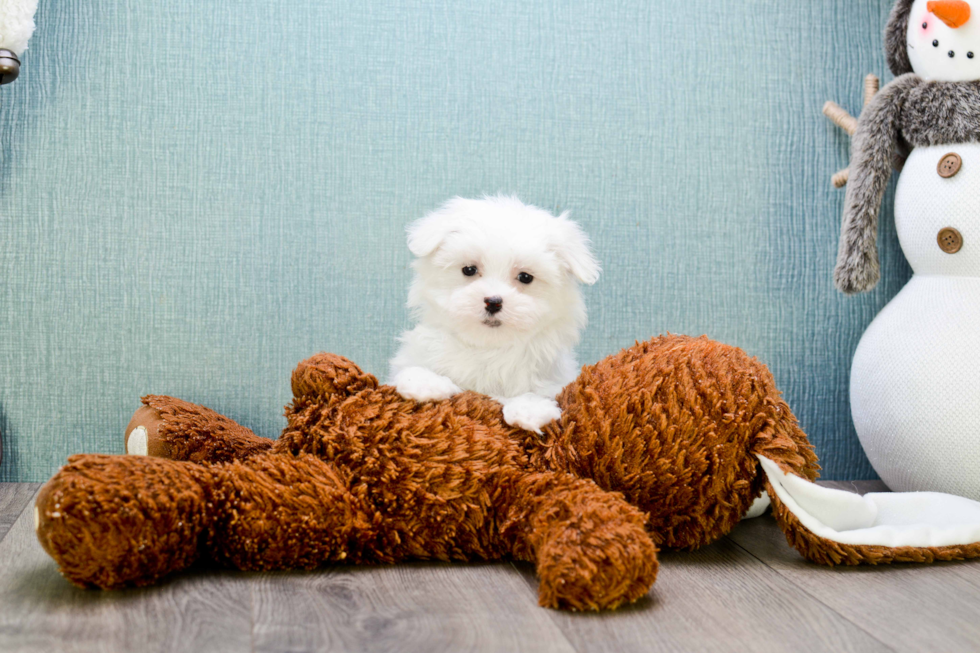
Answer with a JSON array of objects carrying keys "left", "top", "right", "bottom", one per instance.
[{"left": 0, "top": 0, "right": 38, "bottom": 84}]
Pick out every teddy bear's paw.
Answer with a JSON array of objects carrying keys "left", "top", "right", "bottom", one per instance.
[
  {"left": 292, "top": 353, "right": 378, "bottom": 400},
  {"left": 393, "top": 367, "right": 462, "bottom": 402},
  {"left": 535, "top": 525, "right": 659, "bottom": 610},
  {"left": 35, "top": 455, "right": 209, "bottom": 589},
  {"left": 501, "top": 394, "right": 562, "bottom": 434}
]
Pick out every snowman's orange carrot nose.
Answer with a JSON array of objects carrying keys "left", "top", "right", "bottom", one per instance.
[{"left": 927, "top": 0, "right": 971, "bottom": 28}]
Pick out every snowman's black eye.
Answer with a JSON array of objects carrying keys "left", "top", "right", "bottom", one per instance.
[
  {"left": 970, "top": 52, "right": 976, "bottom": 59},
  {"left": 517, "top": 272, "right": 534, "bottom": 284},
  {"left": 950, "top": 50, "right": 956, "bottom": 58},
  {"left": 934, "top": 40, "right": 940, "bottom": 47},
  {"left": 923, "top": 22, "right": 929, "bottom": 28},
  {"left": 462, "top": 266, "right": 478, "bottom": 276}
]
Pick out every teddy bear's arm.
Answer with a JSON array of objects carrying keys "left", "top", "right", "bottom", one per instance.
[
  {"left": 495, "top": 470, "right": 658, "bottom": 610},
  {"left": 125, "top": 395, "right": 273, "bottom": 463},
  {"left": 291, "top": 353, "right": 379, "bottom": 402}
]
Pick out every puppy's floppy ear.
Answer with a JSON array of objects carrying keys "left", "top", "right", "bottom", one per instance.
[
  {"left": 554, "top": 212, "right": 601, "bottom": 284},
  {"left": 406, "top": 200, "right": 462, "bottom": 257}
]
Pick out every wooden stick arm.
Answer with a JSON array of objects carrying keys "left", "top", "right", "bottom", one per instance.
[
  {"left": 823, "top": 101, "right": 858, "bottom": 136},
  {"left": 824, "top": 74, "right": 880, "bottom": 188},
  {"left": 863, "top": 74, "right": 880, "bottom": 107}
]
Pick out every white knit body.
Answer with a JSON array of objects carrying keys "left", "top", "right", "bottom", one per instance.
[{"left": 851, "top": 143, "right": 980, "bottom": 499}]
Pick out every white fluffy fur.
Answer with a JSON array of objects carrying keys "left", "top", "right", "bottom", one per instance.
[
  {"left": 389, "top": 195, "right": 600, "bottom": 433},
  {"left": 0, "top": 0, "right": 38, "bottom": 55}
]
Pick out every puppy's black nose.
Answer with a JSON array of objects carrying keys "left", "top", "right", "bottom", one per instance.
[{"left": 484, "top": 296, "right": 503, "bottom": 314}]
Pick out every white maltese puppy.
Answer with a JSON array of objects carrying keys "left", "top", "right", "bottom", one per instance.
[{"left": 389, "top": 195, "right": 600, "bottom": 433}]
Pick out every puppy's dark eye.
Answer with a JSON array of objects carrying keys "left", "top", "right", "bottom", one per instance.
[
  {"left": 462, "top": 266, "right": 478, "bottom": 277},
  {"left": 517, "top": 272, "right": 534, "bottom": 284}
]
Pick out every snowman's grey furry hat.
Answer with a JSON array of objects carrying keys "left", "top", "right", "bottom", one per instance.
[{"left": 885, "top": 0, "right": 915, "bottom": 75}]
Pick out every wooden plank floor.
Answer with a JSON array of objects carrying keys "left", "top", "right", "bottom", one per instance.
[{"left": 2, "top": 481, "right": 978, "bottom": 653}]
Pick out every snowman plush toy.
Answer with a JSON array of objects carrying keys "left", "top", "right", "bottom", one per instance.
[{"left": 836, "top": 0, "right": 980, "bottom": 499}]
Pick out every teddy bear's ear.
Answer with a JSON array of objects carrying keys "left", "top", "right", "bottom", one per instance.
[
  {"left": 406, "top": 199, "right": 465, "bottom": 257},
  {"left": 554, "top": 212, "right": 601, "bottom": 285}
]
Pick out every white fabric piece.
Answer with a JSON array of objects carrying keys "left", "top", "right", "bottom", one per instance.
[
  {"left": 0, "top": 0, "right": 38, "bottom": 54},
  {"left": 851, "top": 144, "right": 980, "bottom": 500},
  {"left": 742, "top": 491, "right": 771, "bottom": 519},
  {"left": 127, "top": 426, "right": 148, "bottom": 456},
  {"left": 758, "top": 455, "right": 980, "bottom": 547}
]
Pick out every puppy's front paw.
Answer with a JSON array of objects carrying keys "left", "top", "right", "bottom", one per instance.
[
  {"left": 393, "top": 367, "right": 462, "bottom": 402},
  {"left": 501, "top": 394, "right": 562, "bottom": 434}
]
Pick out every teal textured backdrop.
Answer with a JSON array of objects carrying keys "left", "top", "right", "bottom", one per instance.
[{"left": 0, "top": 0, "right": 908, "bottom": 481}]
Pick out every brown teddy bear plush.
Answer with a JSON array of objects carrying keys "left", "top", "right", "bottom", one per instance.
[{"left": 33, "top": 335, "right": 980, "bottom": 610}]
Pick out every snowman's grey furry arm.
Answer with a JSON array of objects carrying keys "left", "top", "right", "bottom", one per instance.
[{"left": 835, "top": 73, "right": 921, "bottom": 295}]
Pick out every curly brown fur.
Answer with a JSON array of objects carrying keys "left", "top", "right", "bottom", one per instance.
[
  {"left": 541, "top": 335, "right": 818, "bottom": 549},
  {"left": 35, "top": 455, "right": 212, "bottom": 589},
  {"left": 291, "top": 352, "right": 379, "bottom": 401},
  {"left": 278, "top": 376, "right": 660, "bottom": 611},
  {"left": 129, "top": 396, "right": 273, "bottom": 463},
  {"left": 499, "top": 471, "right": 658, "bottom": 610}
]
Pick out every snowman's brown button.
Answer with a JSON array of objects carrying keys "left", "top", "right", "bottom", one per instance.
[
  {"left": 938, "top": 152, "right": 962, "bottom": 178},
  {"left": 938, "top": 227, "right": 963, "bottom": 253}
]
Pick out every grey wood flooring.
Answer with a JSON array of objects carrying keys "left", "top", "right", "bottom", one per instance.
[{"left": 1, "top": 481, "right": 977, "bottom": 653}]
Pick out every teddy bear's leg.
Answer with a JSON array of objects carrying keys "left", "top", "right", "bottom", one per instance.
[
  {"left": 124, "top": 395, "right": 273, "bottom": 463},
  {"left": 496, "top": 471, "right": 658, "bottom": 611},
  {"left": 36, "top": 452, "right": 375, "bottom": 589},
  {"left": 35, "top": 454, "right": 215, "bottom": 589}
]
